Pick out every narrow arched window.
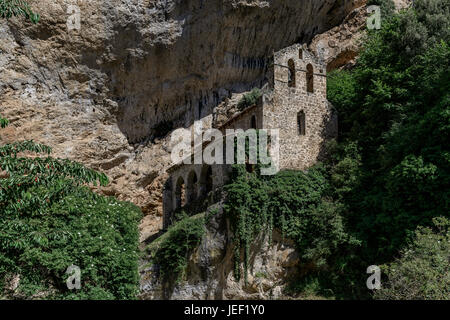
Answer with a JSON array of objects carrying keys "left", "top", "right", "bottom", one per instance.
[
  {"left": 298, "top": 111, "right": 306, "bottom": 136},
  {"left": 299, "top": 49, "right": 303, "bottom": 59},
  {"left": 306, "top": 64, "right": 314, "bottom": 93},
  {"left": 288, "top": 59, "right": 296, "bottom": 87},
  {"left": 251, "top": 115, "right": 257, "bottom": 129}
]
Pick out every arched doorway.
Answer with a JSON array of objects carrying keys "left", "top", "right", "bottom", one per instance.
[
  {"left": 187, "top": 170, "right": 198, "bottom": 203},
  {"left": 199, "top": 165, "right": 213, "bottom": 197},
  {"left": 175, "top": 176, "right": 186, "bottom": 209}
]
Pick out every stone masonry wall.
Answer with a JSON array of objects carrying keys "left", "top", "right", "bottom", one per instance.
[
  {"left": 220, "top": 104, "right": 263, "bottom": 132},
  {"left": 263, "top": 44, "right": 337, "bottom": 170}
]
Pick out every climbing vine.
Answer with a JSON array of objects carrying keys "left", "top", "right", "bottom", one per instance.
[
  {"left": 222, "top": 130, "right": 359, "bottom": 282},
  {"left": 224, "top": 164, "right": 359, "bottom": 282}
]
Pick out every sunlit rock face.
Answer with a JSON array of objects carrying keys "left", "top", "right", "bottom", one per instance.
[
  {"left": 0, "top": 0, "right": 364, "bottom": 238},
  {"left": 140, "top": 204, "right": 303, "bottom": 300}
]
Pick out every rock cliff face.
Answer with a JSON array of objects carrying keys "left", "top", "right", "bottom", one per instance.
[
  {"left": 0, "top": 0, "right": 366, "bottom": 241},
  {"left": 309, "top": 0, "right": 411, "bottom": 71},
  {"left": 140, "top": 205, "right": 302, "bottom": 300}
]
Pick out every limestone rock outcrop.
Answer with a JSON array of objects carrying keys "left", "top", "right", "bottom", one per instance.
[
  {"left": 140, "top": 206, "right": 302, "bottom": 300},
  {"left": 309, "top": 0, "right": 412, "bottom": 71}
]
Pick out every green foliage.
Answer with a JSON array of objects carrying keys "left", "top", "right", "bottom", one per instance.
[
  {"left": 224, "top": 165, "right": 270, "bottom": 281},
  {"left": 0, "top": 116, "right": 9, "bottom": 129},
  {"left": 321, "top": 0, "right": 450, "bottom": 299},
  {"left": 327, "top": 0, "right": 450, "bottom": 261},
  {"left": 224, "top": 165, "right": 359, "bottom": 283},
  {"left": 149, "top": 0, "right": 448, "bottom": 299},
  {"left": 375, "top": 217, "right": 450, "bottom": 300},
  {"left": 153, "top": 215, "right": 205, "bottom": 283},
  {"left": 326, "top": 140, "right": 362, "bottom": 202},
  {"left": 0, "top": 0, "right": 39, "bottom": 23},
  {"left": 367, "top": 0, "right": 396, "bottom": 18},
  {"left": 0, "top": 116, "right": 141, "bottom": 299},
  {"left": 0, "top": 188, "right": 141, "bottom": 299},
  {"left": 238, "top": 88, "right": 262, "bottom": 111},
  {"left": 327, "top": 72, "right": 357, "bottom": 137}
]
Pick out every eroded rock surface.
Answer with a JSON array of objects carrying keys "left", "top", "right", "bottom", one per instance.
[
  {"left": 309, "top": 0, "right": 412, "bottom": 71},
  {"left": 140, "top": 206, "right": 301, "bottom": 300}
]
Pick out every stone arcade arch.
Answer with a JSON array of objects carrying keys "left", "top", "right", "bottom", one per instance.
[{"left": 187, "top": 170, "right": 198, "bottom": 202}]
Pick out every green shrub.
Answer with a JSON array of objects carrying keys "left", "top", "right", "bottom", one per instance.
[
  {"left": 153, "top": 215, "right": 205, "bottom": 283},
  {"left": 375, "top": 217, "right": 450, "bottom": 300},
  {"left": 0, "top": 117, "right": 8, "bottom": 128},
  {"left": 238, "top": 88, "right": 262, "bottom": 111}
]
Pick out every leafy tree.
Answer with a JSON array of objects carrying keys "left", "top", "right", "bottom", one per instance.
[
  {"left": 327, "top": 0, "right": 449, "bottom": 269},
  {"left": 0, "top": 114, "right": 141, "bottom": 299},
  {"left": 375, "top": 217, "right": 450, "bottom": 300}
]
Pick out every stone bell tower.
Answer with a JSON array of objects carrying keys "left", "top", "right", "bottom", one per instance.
[{"left": 261, "top": 43, "right": 338, "bottom": 170}]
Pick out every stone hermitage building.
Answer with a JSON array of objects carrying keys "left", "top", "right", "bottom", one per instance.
[{"left": 163, "top": 44, "right": 338, "bottom": 228}]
